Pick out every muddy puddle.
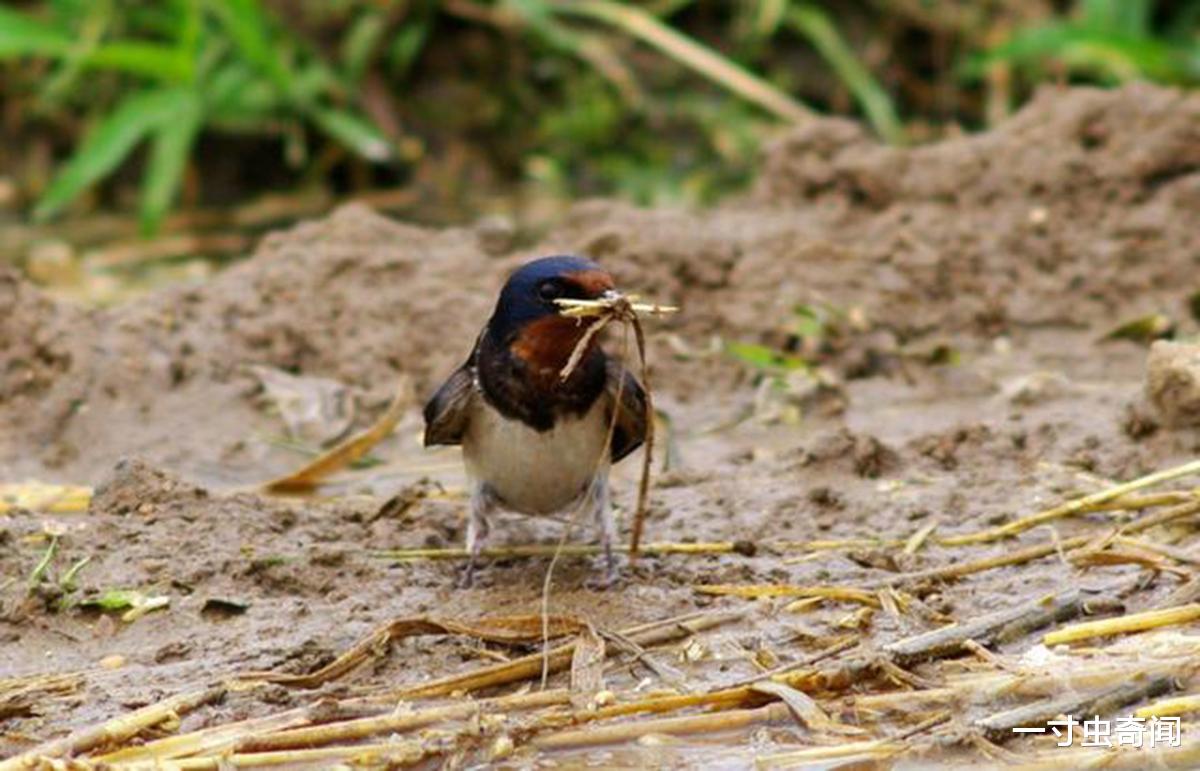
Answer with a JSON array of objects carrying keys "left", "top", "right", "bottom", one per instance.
[{"left": 3, "top": 83, "right": 1200, "bottom": 768}]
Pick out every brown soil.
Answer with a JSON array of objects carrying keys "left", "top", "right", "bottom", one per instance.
[{"left": 3, "top": 83, "right": 1200, "bottom": 766}]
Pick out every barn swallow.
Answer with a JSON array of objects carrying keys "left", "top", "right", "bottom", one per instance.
[{"left": 423, "top": 255, "right": 647, "bottom": 587}]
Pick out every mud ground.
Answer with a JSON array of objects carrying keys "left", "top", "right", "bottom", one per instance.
[{"left": 2, "top": 83, "right": 1200, "bottom": 766}]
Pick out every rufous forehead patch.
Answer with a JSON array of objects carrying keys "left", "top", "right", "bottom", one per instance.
[{"left": 563, "top": 269, "right": 615, "bottom": 297}]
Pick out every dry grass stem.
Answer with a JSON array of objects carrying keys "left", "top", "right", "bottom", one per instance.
[
  {"left": 236, "top": 615, "right": 590, "bottom": 689},
  {"left": 696, "top": 584, "right": 881, "bottom": 607},
  {"left": 262, "top": 377, "right": 411, "bottom": 493},
  {"left": 975, "top": 674, "right": 1178, "bottom": 740},
  {"left": 1043, "top": 603, "right": 1200, "bottom": 646},
  {"left": 1135, "top": 693, "right": 1200, "bottom": 718},
  {"left": 0, "top": 687, "right": 226, "bottom": 769},
  {"left": 533, "top": 702, "right": 791, "bottom": 749},
  {"left": 372, "top": 541, "right": 743, "bottom": 561}
]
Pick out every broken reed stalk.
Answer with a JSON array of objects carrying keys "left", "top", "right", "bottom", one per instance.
[
  {"left": 756, "top": 739, "right": 904, "bottom": 767},
  {"left": 132, "top": 740, "right": 427, "bottom": 770},
  {"left": 532, "top": 702, "right": 792, "bottom": 749},
  {"left": 237, "top": 689, "right": 569, "bottom": 753},
  {"left": 883, "top": 589, "right": 1086, "bottom": 665},
  {"left": 1043, "top": 603, "right": 1200, "bottom": 646},
  {"left": 695, "top": 584, "right": 882, "bottom": 606},
  {"left": 1136, "top": 693, "right": 1200, "bottom": 718},
  {"left": 374, "top": 541, "right": 801, "bottom": 561},
  {"left": 851, "top": 660, "right": 1193, "bottom": 712},
  {"left": 96, "top": 707, "right": 315, "bottom": 764},
  {"left": 975, "top": 674, "right": 1179, "bottom": 741},
  {"left": 0, "top": 686, "right": 226, "bottom": 769}
]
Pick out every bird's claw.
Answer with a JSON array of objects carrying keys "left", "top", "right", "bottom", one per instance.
[{"left": 456, "top": 561, "right": 477, "bottom": 589}]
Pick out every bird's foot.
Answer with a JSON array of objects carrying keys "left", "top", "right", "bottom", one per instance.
[
  {"left": 456, "top": 561, "right": 478, "bottom": 589},
  {"left": 585, "top": 554, "right": 620, "bottom": 590}
]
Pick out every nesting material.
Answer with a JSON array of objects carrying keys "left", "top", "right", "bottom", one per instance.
[{"left": 555, "top": 293, "right": 678, "bottom": 555}]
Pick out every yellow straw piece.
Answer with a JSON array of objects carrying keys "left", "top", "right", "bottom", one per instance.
[
  {"left": 1135, "top": 693, "right": 1200, "bottom": 718},
  {"left": 0, "top": 482, "right": 92, "bottom": 513},
  {"left": 1043, "top": 604, "right": 1200, "bottom": 646}
]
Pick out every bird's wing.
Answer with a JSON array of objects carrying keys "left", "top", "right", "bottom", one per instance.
[
  {"left": 605, "top": 359, "right": 648, "bottom": 463},
  {"left": 423, "top": 360, "right": 477, "bottom": 447}
]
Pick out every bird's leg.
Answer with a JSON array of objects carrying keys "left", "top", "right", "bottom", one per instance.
[
  {"left": 459, "top": 484, "right": 495, "bottom": 589},
  {"left": 587, "top": 472, "right": 617, "bottom": 589}
]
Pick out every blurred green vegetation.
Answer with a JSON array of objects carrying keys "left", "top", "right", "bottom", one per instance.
[{"left": 0, "top": 0, "right": 1196, "bottom": 240}]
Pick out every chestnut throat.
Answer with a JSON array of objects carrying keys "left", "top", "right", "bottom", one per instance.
[{"left": 475, "top": 321, "right": 608, "bottom": 432}]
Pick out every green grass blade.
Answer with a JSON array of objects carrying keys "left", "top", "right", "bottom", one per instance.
[
  {"left": 140, "top": 92, "right": 202, "bottom": 233},
  {"left": 84, "top": 41, "right": 193, "bottom": 82},
  {"left": 35, "top": 88, "right": 192, "bottom": 222},
  {"left": 387, "top": 20, "right": 431, "bottom": 79},
  {"left": 341, "top": 9, "right": 385, "bottom": 85},
  {"left": 1081, "top": 0, "right": 1151, "bottom": 37},
  {"left": 208, "top": 0, "right": 292, "bottom": 97},
  {"left": 789, "top": 3, "right": 904, "bottom": 144},
  {"left": 554, "top": 0, "right": 812, "bottom": 123},
  {"left": 0, "top": 6, "right": 74, "bottom": 57},
  {"left": 974, "top": 23, "right": 1186, "bottom": 83},
  {"left": 309, "top": 106, "right": 392, "bottom": 161}
]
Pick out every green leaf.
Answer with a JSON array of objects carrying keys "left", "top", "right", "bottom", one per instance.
[
  {"left": 310, "top": 106, "right": 392, "bottom": 162},
  {"left": 81, "top": 589, "right": 142, "bottom": 611},
  {"left": 388, "top": 20, "right": 430, "bottom": 78},
  {"left": 341, "top": 9, "right": 385, "bottom": 85},
  {"left": 204, "top": 63, "right": 280, "bottom": 119},
  {"left": 1081, "top": 0, "right": 1151, "bottom": 37},
  {"left": 81, "top": 589, "right": 170, "bottom": 621},
  {"left": 140, "top": 93, "right": 202, "bottom": 233},
  {"left": 0, "top": 6, "right": 74, "bottom": 58},
  {"left": 725, "top": 341, "right": 810, "bottom": 372},
  {"left": 1101, "top": 313, "right": 1175, "bottom": 344},
  {"left": 789, "top": 4, "right": 904, "bottom": 144},
  {"left": 35, "top": 88, "right": 193, "bottom": 222},
  {"left": 209, "top": 0, "right": 292, "bottom": 97},
  {"left": 84, "top": 41, "right": 193, "bottom": 82}
]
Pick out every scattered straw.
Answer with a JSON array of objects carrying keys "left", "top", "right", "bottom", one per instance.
[{"left": 939, "top": 460, "right": 1200, "bottom": 546}]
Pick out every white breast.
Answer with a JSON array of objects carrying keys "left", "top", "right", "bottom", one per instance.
[{"left": 463, "top": 397, "right": 610, "bottom": 514}]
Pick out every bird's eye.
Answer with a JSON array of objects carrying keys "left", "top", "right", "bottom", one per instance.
[{"left": 536, "top": 280, "right": 562, "bottom": 302}]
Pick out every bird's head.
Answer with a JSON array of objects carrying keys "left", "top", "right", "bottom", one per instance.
[{"left": 487, "top": 255, "right": 620, "bottom": 376}]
